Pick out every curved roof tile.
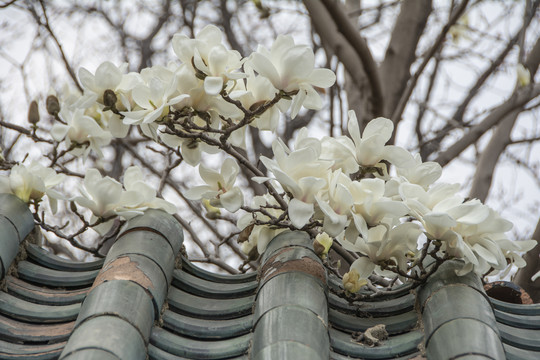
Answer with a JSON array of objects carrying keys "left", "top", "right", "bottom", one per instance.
[{"left": 0, "top": 195, "right": 539, "bottom": 359}]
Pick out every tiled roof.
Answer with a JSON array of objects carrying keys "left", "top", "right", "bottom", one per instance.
[{"left": 0, "top": 193, "right": 539, "bottom": 359}]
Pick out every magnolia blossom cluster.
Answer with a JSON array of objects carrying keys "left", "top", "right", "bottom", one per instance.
[
  {"left": 0, "top": 25, "right": 334, "bottom": 235},
  {"left": 238, "top": 111, "right": 536, "bottom": 284},
  {"left": 0, "top": 25, "right": 534, "bottom": 289},
  {"left": 49, "top": 25, "right": 335, "bottom": 166},
  {"left": 0, "top": 163, "right": 176, "bottom": 234}
]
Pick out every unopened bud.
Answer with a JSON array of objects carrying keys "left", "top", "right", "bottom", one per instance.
[
  {"left": 103, "top": 89, "right": 117, "bottom": 108},
  {"left": 517, "top": 64, "right": 531, "bottom": 87},
  {"left": 203, "top": 198, "right": 221, "bottom": 219},
  {"left": 46, "top": 95, "right": 60, "bottom": 116},
  {"left": 342, "top": 269, "right": 367, "bottom": 294},
  {"left": 27, "top": 100, "right": 40, "bottom": 125},
  {"left": 313, "top": 232, "right": 333, "bottom": 258},
  {"left": 70, "top": 201, "right": 78, "bottom": 213}
]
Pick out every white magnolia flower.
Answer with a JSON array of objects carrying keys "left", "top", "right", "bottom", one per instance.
[
  {"left": 396, "top": 153, "right": 442, "bottom": 189},
  {"left": 75, "top": 168, "right": 176, "bottom": 234},
  {"left": 0, "top": 162, "right": 65, "bottom": 212},
  {"left": 78, "top": 61, "right": 128, "bottom": 105},
  {"left": 115, "top": 166, "right": 177, "bottom": 218},
  {"left": 185, "top": 158, "right": 244, "bottom": 213},
  {"left": 51, "top": 108, "right": 113, "bottom": 159},
  {"left": 320, "top": 136, "right": 360, "bottom": 175},
  {"left": 74, "top": 169, "right": 125, "bottom": 219},
  {"left": 258, "top": 134, "right": 331, "bottom": 228},
  {"left": 247, "top": 34, "right": 336, "bottom": 118},
  {"left": 173, "top": 25, "right": 244, "bottom": 95},
  {"left": 121, "top": 65, "right": 189, "bottom": 125},
  {"left": 342, "top": 222, "right": 422, "bottom": 279},
  {"left": 84, "top": 103, "right": 130, "bottom": 138},
  {"left": 346, "top": 111, "right": 416, "bottom": 167},
  {"left": 349, "top": 178, "right": 409, "bottom": 227},
  {"left": 229, "top": 70, "right": 282, "bottom": 132},
  {"left": 315, "top": 170, "right": 353, "bottom": 236}
]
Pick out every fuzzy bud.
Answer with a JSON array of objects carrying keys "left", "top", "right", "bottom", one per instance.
[
  {"left": 46, "top": 95, "right": 60, "bottom": 116},
  {"left": 103, "top": 89, "right": 118, "bottom": 109},
  {"left": 27, "top": 100, "right": 40, "bottom": 125},
  {"left": 70, "top": 201, "right": 78, "bottom": 213}
]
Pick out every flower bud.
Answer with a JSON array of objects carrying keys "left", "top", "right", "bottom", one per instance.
[
  {"left": 70, "top": 201, "right": 78, "bottom": 213},
  {"left": 203, "top": 198, "right": 221, "bottom": 219},
  {"left": 313, "top": 232, "right": 333, "bottom": 258},
  {"left": 517, "top": 64, "right": 531, "bottom": 87},
  {"left": 46, "top": 95, "right": 60, "bottom": 116},
  {"left": 27, "top": 100, "right": 40, "bottom": 125},
  {"left": 103, "top": 89, "right": 118, "bottom": 109},
  {"left": 342, "top": 269, "right": 367, "bottom": 293}
]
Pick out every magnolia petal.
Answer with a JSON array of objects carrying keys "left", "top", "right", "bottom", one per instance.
[
  {"left": 352, "top": 213, "right": 369, "bottom": 240},
  {"left": 472, "top": 243, "right": 498, "bottom": 264},
  {"left": 308, "top": 68, "right": 337, "bottom": 88},
  {"left": 288, "top": 198, "right": 314, "bottom": 229},
  {"left": 78, "top": 67, "right": 95, "bottom": 91},
  {"left": 204, "top": 76, "right": 224, "bottom": 95},
  {"left": 184, "top": 185, "right": 213, "bottom": 200},
  {"left": 322, "top": 213, "right": 348, "bottom": 237},
  {"left": 249, "top": 53, "right": 281, "bottom": 89},
  {"left": 449, "top": 202, "right": 490, "bottom": 225},
  {"left": 256, "top": 226, "right": 274, "bottom": 254},
  {"left": 350, "top": 257, "right": 377, "bottom": 279},
  {"left": 197, "top": 24, "right": 222, "bottom": 44},
  {"left": 221, "top": 158, "right": 240, "bottom": 187},
  {"left": 181, "top": 142, "right": 202, "bottom": 166},
  {"left": 384, "top": 146, "right": 416, "bottom": 168},
  {"left": 96, "top": 62, "right": 123, "bottom": 90},
  {"left": 50, "top": 124, "right": 70, "bottom": 142},
  {"left": 423, "top": 212, "right": 456, "bottom": 238},
  {"left": 455, "top": 262, "right": 475, "bottom": 276},
  {"left": 281, "top": 46, "right": 314, "bottom": 83},
  {"left": 131, "top": 85, "right": 153, "bottom": 109},
  {"left": 347, "top": 111, "right": 362, "bottom": 146},
  {"left": 220, "top": 187, "right": 244, "bottom": 213},
  {"left": 152, "top": 198, "right": 178, "bottom": 214},
  {"left": 363, "top": 117, "right": 393, "bottom": 143},
  {"left": 290, "top": 87, "right": 306, "bottom": 119}
]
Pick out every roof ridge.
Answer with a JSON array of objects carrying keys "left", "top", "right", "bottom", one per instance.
[
  {"left": 59, "top": 210, "right": 183, "bottom": 360},
  {"left": 251, "top": 231, "right": 330, "bottom": 359},
  {"left": 0, "top": 194, "right": 35, "bottom": 280},
  {"left": 417, "top": 260, "right": 506, "bottom": 359}
]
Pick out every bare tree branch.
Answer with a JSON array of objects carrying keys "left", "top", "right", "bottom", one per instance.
[
  {"left": 435, "top": 83, "right": 540, "bottom": 167},
  {"left": 34, "top": 0, "right": 83, "bottom": 92},
  {"left": 390, "top": 0, "right": 469, "bottom": 125},
  {"left": 316, "top": 0, "right": 385, "bottom": 117},
  {"left": 380, "top": 0, "right": 432, "bottom": 119},
  {"left": 469, "top": 20, "right": 540, "bottom": 201}
]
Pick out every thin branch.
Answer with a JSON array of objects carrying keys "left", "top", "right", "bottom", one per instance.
[
  {"left": 390, "top": 0, "right": 469, "bottom": 124},
  {"left": 435, "top": 83, "right": 540, "bottom": 167},
  {"left": 35, "top": 1, "right": 83, "bottom": 92},
  {"left": 318, "top": 0, "right": 384, "bottom": 116}
]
